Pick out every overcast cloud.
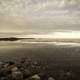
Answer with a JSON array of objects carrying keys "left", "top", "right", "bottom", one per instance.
[{"left": 0, "top": 0, "right": 80, "bottom": 34}]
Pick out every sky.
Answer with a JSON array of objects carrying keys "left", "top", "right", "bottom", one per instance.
[{"left": 0, "top": 0, "right": 80, "bottom": 35}]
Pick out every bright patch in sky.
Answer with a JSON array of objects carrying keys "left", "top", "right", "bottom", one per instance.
[
  {"left": 16, "top": 31, "right": 80, "bottom": 39},
  {"left": 49, "top": 31, "right": 80, "bottom": 39}
]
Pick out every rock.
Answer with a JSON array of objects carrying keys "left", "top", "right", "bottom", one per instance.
[
  {"left": 30, "top": 74, "right": 40, "bottom": 80},
  {"left": 48, "top": 77, "right": 55, "bottom": 80}
]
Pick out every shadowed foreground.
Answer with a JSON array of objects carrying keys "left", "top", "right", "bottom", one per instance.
[{"left": 0, "top": 42, "right": 80, "bottom": 80}]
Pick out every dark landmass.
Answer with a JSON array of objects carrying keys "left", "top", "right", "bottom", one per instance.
[
  {"left": 0, "top": 37, "right": 35, "bottom": 41},
  {"left": 0, "top": 37, "right": 19, "bottom": 41}
]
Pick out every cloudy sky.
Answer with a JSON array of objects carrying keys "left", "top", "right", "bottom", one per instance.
[{"left": 0, "top": 0, "right": 80, "bottom": 34}]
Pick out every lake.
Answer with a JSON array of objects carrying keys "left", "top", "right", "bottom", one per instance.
[{"left": 0, "top": 41, "right": 80, "bottom": 66}]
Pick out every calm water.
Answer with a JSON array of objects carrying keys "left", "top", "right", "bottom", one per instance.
[{"left": 0, "top": 42, "right": 80, "bottom": 66}]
